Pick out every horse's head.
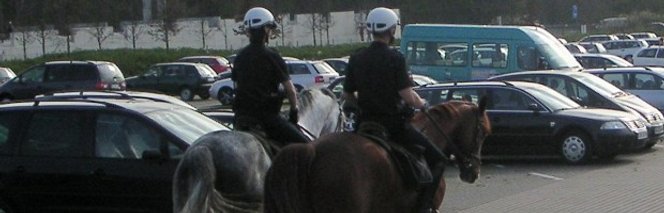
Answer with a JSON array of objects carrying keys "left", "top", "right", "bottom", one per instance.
[
  {"left": 295, "top": 88, "right": 343, "bottom": 136},
  {"left": 412, "top": 97, "right": 491, "bottom": 183}
]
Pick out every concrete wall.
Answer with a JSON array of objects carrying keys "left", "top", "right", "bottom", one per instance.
[{"left": 0, "top": 9, "right": 401, "bottom": 61}]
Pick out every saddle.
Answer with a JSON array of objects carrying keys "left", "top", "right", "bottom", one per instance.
[
  {"left": 234, "top": 116, "right": 281, "bottom": 158},
  {"left": 357, "top": 122, "right": 433, "bottom": 187}
]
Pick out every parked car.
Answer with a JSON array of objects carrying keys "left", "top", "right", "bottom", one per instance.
[
  {"left": 573, "top": 53, "right": 633, "bottom": 69},
  {"left": 176, "top": 56, "right": 231, "bottom": 74},
  {"left": 126, "top": 62, "right": 218, "bottom": 101},
  {"left": 209, "top": 60, "right": 339, "bottom": 105},
  {"left": 0, "top": 61, "right": 126, "bottom": 102},
  {"left": 585, "top": 67, "right": 664, "bottom": 114},
  {"left": 632, "top": 46, "right": 664, "bottom": 67},
  {"left": 0, "top": 98, "right": 229, "bottom": 213},
  {"left": 643, "top": 37, "right": 663, "bottom": 46},
  {"left": 577, "top": 42, "right": 608, "bottom": 54},
  {"left": 579, "top": 34, "right": 619, "bottom": 43},
  {"left": 414, "top": 81, "right": 647, "bottom": 163},
  {"left": 490, "top": 71, "right": 664, "bottom": 149},
  {"left": 323, "top": 58, "right": 349, "bottom": 76},
  {"left": 630, "top": 32, "right": 658, "bottom": 39},
  {"left": 0, "top": 67, "right": 16, "bottom": 84},
  {"left": 565, "top": 43, "right": 588, "bottom": 54},
  {"left": 601, "top": 40, "right": 648, "bottom": 59},
  {"left": 200, "top": 109, "right": 235, "bottom": 128}
]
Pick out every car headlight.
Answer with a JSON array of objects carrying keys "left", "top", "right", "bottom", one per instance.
[{"left": 601, "top": 121, "right": 627, "bottom": 130}]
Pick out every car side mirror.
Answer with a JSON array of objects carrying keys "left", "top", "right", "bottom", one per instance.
[
  {"left": 528, "top": 103, "right": 540, "bottom": 111},
  {"left": 142, "top": 150, "right": 163, "bottom": 160}
]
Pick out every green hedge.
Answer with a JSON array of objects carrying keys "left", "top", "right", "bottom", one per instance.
[{"left": 0, "top": 43, "right": 369, "bottom": 77}]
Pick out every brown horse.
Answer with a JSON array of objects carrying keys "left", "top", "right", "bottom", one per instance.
[{"left": 263, "top": 99, "right": 491, "bottom": 213}]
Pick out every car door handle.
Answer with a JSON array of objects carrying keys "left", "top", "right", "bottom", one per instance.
[{"left": 14, "top": 166, "right": 25, "bottom": 173}]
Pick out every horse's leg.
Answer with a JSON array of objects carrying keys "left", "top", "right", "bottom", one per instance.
[{"left": 433, "top": 179, "right": 446, "bottom": 212}]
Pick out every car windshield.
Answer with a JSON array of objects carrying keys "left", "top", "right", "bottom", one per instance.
[
  {"left": 196, "top": 64, "right": 217, "bottom": 77},
  {"left": 519, "top": 83, "right": 581, "bottom": 111},
  {"left": 97, "top": 63, "right": 125, "bottom": 80},
  {"left": 570, "top": 72, "right": 624, "bottom": 97},
  {"left": 604, "top": 55, "right": 634, "bottom": 67},
  {"left": 144, "top": 108, "right": 229, "bottom": 144},
  {"left": 536, "top": 43, "right": 583, "bottom": 70},
  {"left": 312, "top": 61, "right": 336, "bottom": 74}
]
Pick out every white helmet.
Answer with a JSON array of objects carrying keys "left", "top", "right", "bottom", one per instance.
[
  {"left": 366, "top": 7, "right": 399, "bottom": 33},
  {"left": 243, "top": 7, "right": 276, "bottom": 30}
]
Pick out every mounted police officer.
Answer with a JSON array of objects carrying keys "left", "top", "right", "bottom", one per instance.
[
  {"left": 232, "top": 7, "right": 307, "bottom": 147},
  {"left": 342, "top": 7, "right": 447, "bottom": 213}
]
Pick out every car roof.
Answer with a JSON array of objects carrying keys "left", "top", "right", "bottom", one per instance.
[
  {"left": 0, "top": 98, "right": 190, "bottom": 114},
  {"left": 178, "top": 56, "right": 224, "bottom": 59},
  {"left": 44, "top": 60, "right": 114, "bottom": 65},
  {"left": 34, "top": 90, "right": 197, "bottom": 110},
  {"left": 417, "top": 80, "right": 545, "bottom": 90},
  {"left": 153, "top": 62, "right": 201, "bottom": 66},
  {"left": 489, "top": 70, "right": 585, "bottom": 78},
  {"left": 585, "top": 66, "right": 664, "bottom": 74}
]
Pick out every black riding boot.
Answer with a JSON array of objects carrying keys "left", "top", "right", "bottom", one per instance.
[{"left": 417, "top": 161, "right": 446, "bottom": 213}]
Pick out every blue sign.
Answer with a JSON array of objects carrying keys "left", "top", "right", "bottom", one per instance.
[{"left": 572, "top": 5, "right": 578, "bottom": 20}]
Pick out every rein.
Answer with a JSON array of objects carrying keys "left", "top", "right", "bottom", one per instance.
[{"left": 420, "top": 107, "right": 481, "bottom": 170}]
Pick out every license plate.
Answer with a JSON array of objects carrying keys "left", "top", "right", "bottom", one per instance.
[
  {"left": 638, "top": 131, "right": 648, "bottom": 140},
  {"left": 110, "top": 84, "right": 121, "bottom": 89}
]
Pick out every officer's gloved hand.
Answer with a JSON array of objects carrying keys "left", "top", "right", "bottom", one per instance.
[{"left": 289, "top": 107, "right": 299, "bottom": 125}]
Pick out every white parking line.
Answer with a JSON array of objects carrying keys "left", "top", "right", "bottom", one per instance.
[{"left": 528, "top": 172, "right": 564, "bottom": 181}]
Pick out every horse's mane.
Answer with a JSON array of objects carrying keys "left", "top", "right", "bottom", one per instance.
[{"left": 297, "top": 88, "right": 337, "bottom": 114}]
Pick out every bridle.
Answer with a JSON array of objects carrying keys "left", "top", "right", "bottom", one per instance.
[{"left": 420, "top": 105, "right": 484, "bottom": 171}]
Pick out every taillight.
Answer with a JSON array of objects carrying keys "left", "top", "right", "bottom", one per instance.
[
  {"left": 315, "top": 76, "right": 325, "bottom": 83},
  {"left": 96, "top": 82, "right": 108, "bottom": 90}
]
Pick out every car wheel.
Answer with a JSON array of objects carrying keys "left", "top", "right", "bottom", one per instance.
[
  {"left": 199, "top": 93, "right": 210, "bottom": 100},
  {"left": 0, "top": 198, "right": 15, "bottom": 213},
  {"left": 179, "top": 87, "right": 194, "bottom": 101},
  {"left": 560, "top": 130, "right": 593, "bottom": 164},
  {"left": 217, "top": 87, "right": 234, "bottom": 105}
]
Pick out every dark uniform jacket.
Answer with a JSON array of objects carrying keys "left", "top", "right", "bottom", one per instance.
[
  {"left": 343, "top": 41, "right": 411, "bottom": 132},
  {"left": 231, "top": 43, "right": 290, "bottom": 118}
]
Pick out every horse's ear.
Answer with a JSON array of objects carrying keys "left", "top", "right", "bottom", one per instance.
[{"left": 478, "top": 96, "right": 488, "bottom": 113}]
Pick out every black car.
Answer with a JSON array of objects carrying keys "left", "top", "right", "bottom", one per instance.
[
  {"left": 489, "top": 70, "right": 664, "bottom": 149},
  {"left": 126, "top": 62, "right": 218, "bottom": 101},
  {"left": 414, "top": 81, "right": 648, "bottom": 163},
  {"left": 0, "top": 61, "right": 126, "bottom": 102},
  {"left": 0, "top": 98, "right": 229, "bottom": 213}
]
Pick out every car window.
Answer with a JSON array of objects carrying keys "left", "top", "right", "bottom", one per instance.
[
  {"left": 633, "top": 74, "right": 660, "bottom": 90},
  {"left": 288, "top": 64, "right": 310, "bottom": 75},
  {"left": 0, "top": 113, "right": 19, "bottom": 155},
  {"left": 638, "top": 49, "right": 657, "bottom": 58},
  {"left": 517, "top": 46, "right": 542, "bottom": 70},
  {"left": 45, "top": 64, "right": 71, "bottom": 82},
  {"left": 657, "top": 49, "right": 664, "bottom": 58},
  {"left": 406, "top": 41, "right": 468, "bottom": 67},
  {"left": 21, "top": 111, "right": 88, "bottom": 157},
  {"left": 312, "top": 62, "right": 336, "bottom": 74},
  {"left": 95, "top": 113, "right": 176, "bottom": 159},
  {"left": 472, "top": 43, "right": 508, "bottom": 68},
  {"left": 143, "top": 108, "right": 228, "bottom": 145},
  {"left": 196, "top": 64, "right": 217, "bottom": 77},
  {"left": 418, "top": 88, "right": 450, "bottom": 105},
  {"left": 70, "top": 64, "right": 98, "bottom": 81},
  {"left": 145, "top": 66, "right": 160, "bottom": 77},
  {"left": 601, "top": 73, "right": 627, "bottom": 89},
  {"left": 21, "top": 65, "right": 46, "bottom": 83},
  {"left": 98, "top": 63, "right": 124, "bottom": 81},
  {"left": 449, "top": 88, "right": 481, "bottom": 103},
  {"left": 489, "top": 88, "right": 529, "bottom": 110}
]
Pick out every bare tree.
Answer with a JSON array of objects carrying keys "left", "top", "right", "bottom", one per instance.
[
  {"left": 197, "top": 18, "right": 217, "bottom": 50},
  {"left": 36, "top": 22, "right": 54, "bottom": 56},
  {"left": 13, "top": 26, "right": 33, "bottom": 60},
  {"left": 88, "top": 22, "right": 113, "bottom": 50},
  {"left": 306, "top": 13, "right": 320, "bottom": 46},
  {"left": 148, "top": 0, "right": 184, "bottom": 50},
  {"left": 320, "top": 13, "right": 335, "bottom": 45},
  {"left": 122, "top": 21, "right": 145, "bottom": 49}
]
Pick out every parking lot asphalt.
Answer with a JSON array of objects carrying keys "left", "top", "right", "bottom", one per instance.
[{"left": 460, "top": 145, "right": 664, "bottom": 213}]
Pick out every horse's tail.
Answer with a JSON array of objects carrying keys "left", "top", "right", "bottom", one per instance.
[
  {"left": 172, "top": 144, "right": 223, "bottom": 213},
  {"left": 264, "top": 144, "right": 316, "bottom": 213}
]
